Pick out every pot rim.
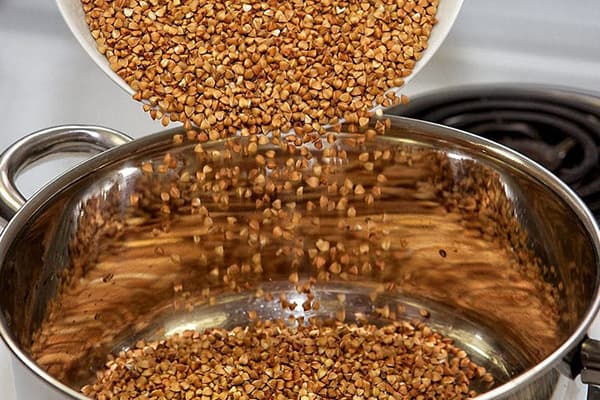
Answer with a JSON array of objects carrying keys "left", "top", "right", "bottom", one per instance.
[{"left": 1, "top": 116, "right": 599, "bottom": 399}]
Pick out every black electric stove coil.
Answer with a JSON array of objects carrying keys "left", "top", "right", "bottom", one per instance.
[{"left": 386, "top": 85, "right": 600, "bottom": 217}]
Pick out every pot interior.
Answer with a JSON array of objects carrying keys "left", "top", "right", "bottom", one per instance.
[{"left": 0, "top": 118, "right": 598, "bottom": 396}]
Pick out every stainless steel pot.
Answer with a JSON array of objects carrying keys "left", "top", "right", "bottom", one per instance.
[{"left": 1, "top": 118, "right": 600, "bottom": 399}]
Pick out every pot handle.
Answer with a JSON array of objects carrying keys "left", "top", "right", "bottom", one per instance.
[
  {"left": 581, "top": 337, "right": 600, "bottom": 399},
  {"left": 0, "top": 125, "right": 133, "bottom": 224},
  {"left": 564, "top": 336, "right": 600, "bottom": 399}
]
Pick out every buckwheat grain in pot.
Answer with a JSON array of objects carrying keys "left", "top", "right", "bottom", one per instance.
[
  {"left": 28, "top": 123, "right": 565, "bottom": 399},
  {"left": 82, "top": 0, "right": 438, "bottom": 139},
  {"left": 82, "top": 320, "right": 488, "bottom": 400}
]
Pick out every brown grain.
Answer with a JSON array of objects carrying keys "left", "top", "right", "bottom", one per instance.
[
  {"left": 82, "top": 319, "right": 485, "bottom": 400},
  {"left": 81, "top": 0, "right": 438, "bottom": 141}
]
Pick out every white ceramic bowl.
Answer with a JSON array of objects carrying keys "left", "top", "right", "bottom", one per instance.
[{"left": 56, "top": 0, "right": 464, "bottom": 98}]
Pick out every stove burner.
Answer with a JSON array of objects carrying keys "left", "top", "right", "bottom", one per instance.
[{"left": 386, "top": 85, "right": 600, "bottom": 217}]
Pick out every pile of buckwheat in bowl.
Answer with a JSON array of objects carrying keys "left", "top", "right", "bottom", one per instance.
[
  {"left": 46, "top": 1, "right": 520, "bottom": 399},
  {"left": 82, "top": 0, "right": 437, "bottom": 139}
]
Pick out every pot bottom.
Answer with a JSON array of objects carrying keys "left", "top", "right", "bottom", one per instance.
[{"left": 40, "top": 281, "right": 539, "bottom": 395}]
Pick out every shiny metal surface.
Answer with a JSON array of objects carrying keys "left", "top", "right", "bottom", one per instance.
[
  {"left": 589, "top": 386, "right": 600, "bottom": 400},
  {"left": 582, "top": 337, "right": 600, "bottom": 399},
  {"left": 0, "top": 117, "right": 599, "bottom": 399},
  {"left": 0, "top": 125, "right": 132, "bottom": 225}
]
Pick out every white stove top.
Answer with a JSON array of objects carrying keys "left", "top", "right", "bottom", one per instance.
[{"left": 1, "top": 0, "right": 599, "bottom": 398}]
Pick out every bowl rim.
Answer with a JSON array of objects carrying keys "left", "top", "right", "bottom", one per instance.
[{"left": 0, "top": 115, "right": 598, "bottom": 399}]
